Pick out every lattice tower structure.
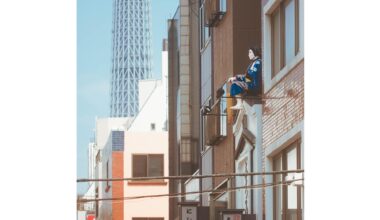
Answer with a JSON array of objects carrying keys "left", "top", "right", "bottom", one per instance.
[{"left": 110, "top": 0, "right": 152, "bottom": 117}]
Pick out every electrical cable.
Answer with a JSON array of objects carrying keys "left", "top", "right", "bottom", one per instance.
[
  {"left": 77, "top": 178, "right": 303, "bottom": 203},
  {"left": 77, "top": 169, "right": 304, "bottom": 182}
]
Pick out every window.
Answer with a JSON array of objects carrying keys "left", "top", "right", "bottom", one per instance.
[
  {"left": 201, "top": 98, "right": 212, "bottom": 152},
  {"left": 219, "top": 0, "right": 227, "bottom": 13},
  {"left": 273, "top": 140, "right": 303, "bottom": 220},
  {"left": 200, "top": 3, "right": 210, "bottom": 49},
  {"left": 219, "top": 84, "right": 227, "bottom": 137},
  {"left": 271, "top": 0, "right": 299, "bottom": 78},
  {"left": 132, "top": 154, "right": 164, "bottom": 179}
]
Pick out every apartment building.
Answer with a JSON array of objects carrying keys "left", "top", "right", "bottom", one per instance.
[
  {"left": 168, "top": 0, "right": 262, "bottom": 219},
  {"left": 261, "top": 0, "right": 304, "bottom": 219},
  {"left": 168, "top": 1, "right": 201, "bottom": 219},
  {"left": 168, "top": 0, "right": 304, "bottom": 219}
]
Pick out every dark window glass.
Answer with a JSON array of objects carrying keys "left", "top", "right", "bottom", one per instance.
[
  {"left": 133, "top": 155, "right": 147, "bottom": 177},
  {"left": 132, "top": 154, "right": 164, "bottom": 179},
  {"left": 148, "top": 155, "right": 164, "bottom": 177}
]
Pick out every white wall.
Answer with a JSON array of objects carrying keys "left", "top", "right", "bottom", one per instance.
[
  {"left": 233, "top": 103, "right": 263, "bottom": 218},
  {"left": 128, "top": 81, "right": 167, "bottom": 132},
  {"left": 235, "top": 145, "right": 252, "bottom": 213},
  {"left": 88, "top": 142, "right": 96, "bottom": 180},
  {"left": 93, "top": 117, "right": 131, "bottom": 220},
  {"left": 139, "top": 79, "right": 160, "bottom": 111},
  {"left": 95, "top": 117, "right": 131, "bottom": 149},
  {"left": 162, "top": 50, "right": 168, "bottom": 128},
  {"left": 83, "top": 183, "right": 95, "bottom": 211},
  {"left": 123, "top": 131, "right": 169, "bottom": 220}
]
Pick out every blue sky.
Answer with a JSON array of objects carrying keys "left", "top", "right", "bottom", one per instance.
[{"left": 77, "top": 0, "right": 178, "bottom": 195}]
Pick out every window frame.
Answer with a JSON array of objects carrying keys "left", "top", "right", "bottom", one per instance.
[
  {"left": 131, "top": 154, "right": 165, "bottom": 181},
  {"left": 273, "top": 140, "right": 302, "bottom": 220},
  {"left": 270, "top": 0, "right": 300, "bottom": 78},
  {"left": 263, "top": 0, "right": 303, "bottom": 93},
  {"left": 219, "top": 83, "right": 228, "bottom": 137},
  {"left": 199, "top": 1, "right": 211, "bottom": 50},
  {"left": 219, "top": 0, "right": 227, "bottom": 13},
  {"left": 201, "top": 97, "right": 212, "bottom": 153}
]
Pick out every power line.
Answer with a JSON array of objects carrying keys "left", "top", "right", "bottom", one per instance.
[
  {"left": 77, "top": 178, "right": 303, "bottom": 203},
  {"left": 77, "top": 169, "right": 304, "bottom": 182},
  {"left": 220, "top": 95, "right": 288, "bottom": 100}
]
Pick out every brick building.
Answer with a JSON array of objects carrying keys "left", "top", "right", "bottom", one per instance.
[
  {"left": 261, "top": 0, "right": 304, "bottom": 219},
  {"left": 168, "top": 0, "right": 304, "bottom": 219},
  {"left": 168, "top": 0, "right": 262, "bottom": 219},
  {"left": 198, "top": 0, "right": 261, "bottom": 218}
]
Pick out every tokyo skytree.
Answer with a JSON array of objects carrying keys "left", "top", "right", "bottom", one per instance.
[{"left": 110, "top": 0, "right": 152, "bottom": 117}]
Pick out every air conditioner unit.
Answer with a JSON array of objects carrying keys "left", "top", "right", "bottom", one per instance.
[
  {"left": 205, "top": 0, "right": 226, "bottom": 27},
  {"left": 205, "top": 99, "right": 227, "bottom": 145}
]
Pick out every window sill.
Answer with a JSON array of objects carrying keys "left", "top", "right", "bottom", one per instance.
[{"left": 127, "top": 181, "right": 168, "bottom": 186}]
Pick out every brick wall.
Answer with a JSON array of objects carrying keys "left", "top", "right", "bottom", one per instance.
[
  {"left": 262, "top": 61, "right": 304, "bottom": 150},
  {"left": 112, "top": 152, "right": 124, "bottom": 220},
  {"left": 261, "top": 61, "right": 304, "bottom": 217}
]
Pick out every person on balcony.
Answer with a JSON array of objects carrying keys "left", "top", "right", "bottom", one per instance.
[{"left": 228, "top": 47, "right": 262, "bottom": 110}]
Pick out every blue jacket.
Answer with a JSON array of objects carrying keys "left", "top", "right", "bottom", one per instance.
[{"left": 236, "top": 58, "right": 262, "bottom": 94}]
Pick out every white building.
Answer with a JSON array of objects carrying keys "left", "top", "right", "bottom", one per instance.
[
  {"left": 123, "top": 131, "right": 169, "bottom": 220},
  {"left": 120, "top": 39, "right": 169, "bottom": 220},
  {"left": 233, "top": 103, "right": 263, "bottom": 217},
  {"left": 128, "top": 39, "right": 168, "bottom": 132},
  {"left": 93, "top": 117, "right": 132, "bottom": 220},
  {"left": 83, "top": 183, "right": 96, "bottom": 212},
  {"left": 92, "top": 39, "right": 169, "bottom": 220}
]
